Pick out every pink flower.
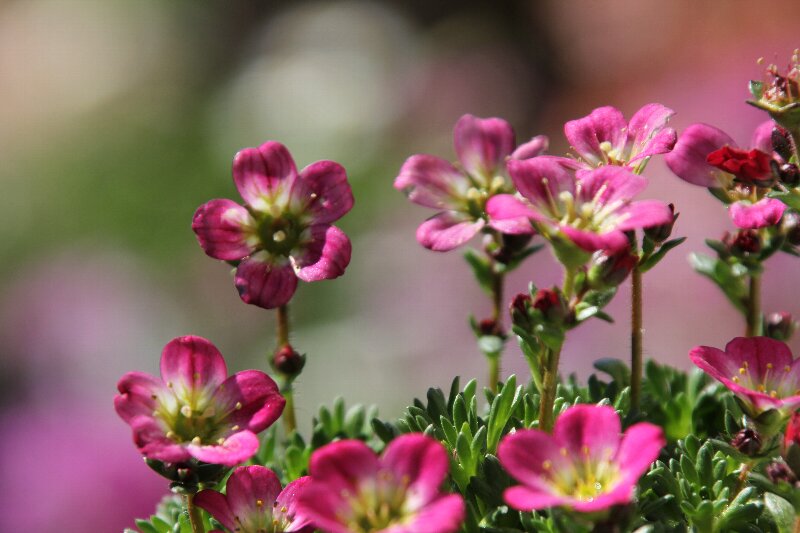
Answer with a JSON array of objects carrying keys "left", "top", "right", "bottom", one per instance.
[
  {"left": 394, "top": 114, "right": 547, "bottom": 251},
  {"left": 296, "top": 434, "right": 465, "bottom": 533},
  {"left": 487, "top": 161, "right": 673, "bottom": 252},
  {"left": 498, "top": 404, "right": 664, "bottom": 513},
  {"left": 665, "top": 122, "right": 786, "bottom": 229},
  {"left": 195, "top": 466, "right": 313, "bottom": 533},
  {"left": 114, "top": 336, "right": 285, "bottom": 466},
  {"left": 690, "top": 336, "right": 800, "bottom": 419},
  {"left": 193, "top": 141, "right": 354, "bottom": 309},
  {"left": 563, "top": 104, "right": 677, "bottom": 172}
]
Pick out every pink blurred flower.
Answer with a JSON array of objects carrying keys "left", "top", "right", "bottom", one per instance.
[
  {"left": 498, "top": 404, "right": 664, "bottom": 513},
  {"left": 394, "top": 113, "right": 547, "bottom": 251},
  {"left": 296, "top": 434, "right": 465, "bottom": 533},
  {"left": 195, "top": 466, "right": 313, "bottom": 533},
  {"left": 665, "top": 122, "right": 786, "bottom": 229},
  {"left": 115, "top": 335, "right": 285, "bottom": 466},
  {"left": 690, "top": 336, "right": 800, "bottom": 419},
  {"left": 563, "top": 104, "right": 677, "bottom": 172},
  {"left": 193, "top": 141, "right": 354, "bottom": 309},
  {"left": 487, "top": 161, "right": 673, "bottom": 252}
]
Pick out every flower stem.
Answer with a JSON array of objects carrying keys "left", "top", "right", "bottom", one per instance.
[
  {"left": 538, "top": 344, "right": 562, "bottom": 433},
  {"left": 275, "top": 304, "right": 297, "bottom": 434},
  {"left": 745, "top": 274, "right": 762, "bottom": 337},
  {"left": 183, "top": 493, "right": 204, "bottom": 533},
  {"left": 631, "top": 266, "right": 643, "bottom": 411},
  {"left": 487, "top": 267, "right": 506, "bottom": 393}
]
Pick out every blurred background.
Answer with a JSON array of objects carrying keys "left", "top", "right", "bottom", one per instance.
[{"left": 0, "top": 0, "right": 797, "bottom": 530}]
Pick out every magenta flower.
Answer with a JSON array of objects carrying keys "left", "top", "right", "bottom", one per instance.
[
  {"left": 195, "top": 466, "right": 313, "bottom": 533},
  {"left": 296, "top": 434, "right": 465, "bottom": 533},
  {"left": 487, "top": 160, "right": 673, "bottom": 252},
  {"left": 114, "top": 336, "right": 285, "bottom": 466},
  {"left": 193, "top": 141, "right": 354, "bottom": 309},
  {"left": 665, "top": 122, "right": 786, "bottom": 229},
  {"left": 498, "top": 404, "right": 664, "bottom": 513},
  {"left": 394, "top": 114, "right": 548, "bottom": 251},
  {"left": 690, "top": 336, "right": 800, "bottom": 419},
  {"left": 562, "top": 104, "right": 677, "bottom": 172}
]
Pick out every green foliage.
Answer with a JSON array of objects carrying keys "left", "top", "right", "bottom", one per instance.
[{"left": 125, "top": 495, "right": 218, "bottom": 533}]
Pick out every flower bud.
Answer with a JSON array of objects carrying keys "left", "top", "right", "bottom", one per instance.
[
  {"left": 644, "top": 204, "right": 677, "bottom": 244},
  {"left": 766, "top": 312, "right": 796, "bottom": 341},
  {"left": 493, "top": 232, "right": 534, "bottom": 264},
  {"left": 766, "top": 461, "right": 798, "bottom": 485},
  {"left": 723, "top": 229, "right": 761, "bottom": 257},
  {"left": 532, "top": 288, "right": 569, "bottom": 324},
  {"left": 478, "top": 318, "right": 502, "bottom": 337},
  {"left": 509, "top": 293, "right": 533, "bottom": 331},
  {"left": 772, "top": 126, "right": 794, "bottom": 161},
  {"left": 730, "top": 428, "right": 762, "bottom": 456},
  {"left": 782, "top": 211, "right": 800, "bottom": 246},
  {"left": 587, "top": 248, "right": 638, "bottom": 289},
  {"left": 272, "top": 345, "right": 305, "bottom": 377},
  {"left": 780, "top": 163, "right": 800, "bottom": 187}
]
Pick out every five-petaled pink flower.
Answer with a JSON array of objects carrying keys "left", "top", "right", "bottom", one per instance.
[
  {"left": 560, "top": 104, "right": 677, "bottom": 173},
  {"left": 690, "top": 336, "right": 800, "bottom": 419},
  {"left": 394, "top": 114, "right": 548, "bottom": 251},
  {"left": 486, "top": 160, "right": 673, "bottom": 252},
  {"left": 498, "top": 404, "right": 664, "bottom": 513},
  {"left": 195, "top": 466, "right": 313, "bottom": 533},
  {"left": 193, "top": 141, "right": 354, "bottom": 309},
  {"left": 665, "top": 121, "right": 786, "bottom": 229},
  {"left": 295, "top": 434, "right": 465, "bottom": 533},
  {"left": 114, "top": 336, "right": 285, "bottom": 466}
]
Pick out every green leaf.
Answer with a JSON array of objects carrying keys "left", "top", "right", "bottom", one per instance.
[
  {"left": 765, "top": 492, "right": 796, "bottom": 533},
  {"left": 486, "top": 375, "right": 521, "bottom": 453},
  {"left": 135, "top": 520, "right": 160, "bottom": 533},
  {"left": 464, "top": 249, "right": 495, "bottom": 295},
  {"left": 689, "top": 252, "right": 747, "bottom": 313},
  {"left": 478, "top": 335, "right": 505, "bottom": 356},
  {"left": 750, "top": 79, "right": 764, "bottom": 100},
  {"left": 638, "top": 237, "right": 687, "bottom": 273}
]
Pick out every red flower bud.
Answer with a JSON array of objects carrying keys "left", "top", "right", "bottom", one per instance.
[
  {"left": 644, "top": 203, "right": 677, "bottom": 244},
  {"left": 766, "top": 312, "right": 796, "bottom": 342},
  {"left": 707, "top": 146, "right": 774, "bottom": 186},
  {"left": 587, "top": 248, "right": 638, "bottom": 289},
  {"left": 532, "top": 288, "right": 568, "bottom": 323},
  {"left": 723, "top": 229, "right": 761, "bottom": 256},
  {"left": 273, "top": 345, "right": 305, "bottom": 377},
  {"left": 730, "top": 428, "right": 762, "bottom": 456}
]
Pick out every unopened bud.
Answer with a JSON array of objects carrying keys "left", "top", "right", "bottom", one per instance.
[
  {"left": 477, "top": 318, "right": 502, "bottom": 337},
  {"left": 493, "top": 232, "right": 534, "bottom": 264},
  {"left": 644, "top": 204, "right": 677, "bottom": 244},
  {"left": 785, "top": 412, "right": 800, "bottom": 451},
  {"left": 766, "top": 312, "right": 796, "bottom": 341},
  {"left": 780, "top": 163, "right": 800, "bottom": 187},
  {"left": 272, "top": 345, "right": 305, "bottom": 377},
  {"left": 509, "top": 293, "right": 533, "bottom": 330},
  {"left": 766, "top": 461, "right": 797, "bottom": 485},
  {"left": 772, "top": 126, "right": 794, "bottom": 161},
  {"left": 587, "top": 248, "right": 638, "bottom": 289},
  {"left": 723, "top": 229, "right": 761, "bottom": 256},
  {"left": 532, "top": 288, "right": 568, "bottom": 323},
  {"left": 782, "top": 212, "right": 800, "bottom": 245},
  {"left": 731, "top": 428, "right": 762, "bottom": 456}
]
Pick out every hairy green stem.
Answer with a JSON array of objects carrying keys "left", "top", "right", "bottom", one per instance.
[
  {"left": 631, "top": 267, "right": 643, "bottom": 411},
  {"left": 538, "top": 345, "right": 562, "bottom": 433},
  {"left": 183, "top": 493, "right": 204, "bottom": 533},
  {"left": 276, "top": 304, "right": 290, "bottom": 347},
  {"left": 745, "top": 274, "right": 761, "bottom": 337}
]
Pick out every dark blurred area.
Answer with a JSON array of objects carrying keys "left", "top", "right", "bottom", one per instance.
[{"left": 0, "top": 0, "right": 797, "bottom": 530}]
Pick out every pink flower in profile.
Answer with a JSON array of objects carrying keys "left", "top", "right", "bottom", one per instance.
[
  {"left": 498, "top": 405, "right": 664, "bottom": 513},
  {"left": 296, "top": 434, "right": 465, "bottom": 533},
  {"left": 193, "top": 141, "right": 354, "bottom": 309},
  {"left": 114, "top": 336, "right": 285, "bottom": 466},
  {"left": 487, "top": 161, "right": 673, "bottom": 252},
  {"left": 665, "top": 121, "right": 786, "bottom": 229},
  {"left": 394, "top": 114, "right": 548, "bottom": 251},
  {"left": 690, "top": 336, "right": 800, "bottom": 419},
  {"left": 195, "top": 466, "right": 313, "bottom": 533},
  {"left": 562, "top": 104, "right": 677, "bottom": 172}
]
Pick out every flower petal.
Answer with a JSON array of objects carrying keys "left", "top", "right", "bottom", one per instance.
[
  {"left": 129, "top": 415, "right": 191, "bottom": 463},
  {"left": 560, "top": 226, "right": 629, "bottom": 252},
  {"left": 569, "top": 483, "right": 635, "bottom": 512},
  {"left": 293, "top": 224, "right": 352, "bottom": 282},
  {"left": 194, "top": 490, "right": 236, "bottom": 531},
  {"left": 576, "top": 166, "right": 647, "bottom": 206},
  {"left": 278, "top": 477, "right": 315, "bottom": 532},
  {"left": 504, "top": 486, "right": 568, "bottom": 511},
  {"left": 294, "top": 160, "right": 354, "bottom": 224},
  {"left": 613, "top": 200, "right": 675, "bottom": 232},
  {"left": 751, "top": 120, "right": 777, "bottom": 154},
  {"left": 308, "top": 439, "right": 380, "bottom": 494},
  {"left": 225, "top": 466, "right": 283, "bottom": 525},
  {"left": 160, "top": 336, "right": 228, "bottom": 402},
  {"left": 486, "top": 194, "right": 540, "bottom": 234},
  {"left": 187, "top": 430, "right": 260, "bottom": 466},
  {"left": 214, "top": 370, "right": 285, "bottom": 433},
  {"left": 553, "top": 404, "right": 621, "bottom": 461},
  {"left": 382, "top": 434, "right": 449, "bottom": 507},
  {"left": 498, "top": 429, "right": 567, "bottom": 487},
  {"left": 507, "top": 156, "right": 577, "bottom": 211},
  {"left": 394, "top": 155, "right": 471, "bottom": 209},
  {"left": 393, "top": 494, "right": 465, "bottom": 533},
  {"left": 729, "top": 198, "right": 786, "bottom": 229},
  {"left": 511, "top": 135, "right": 549, "bottom": 160},
  {"left": 234, "top": 256, "right": 298, "bottom": 309},
  {"left": 294, "top": 481, "right": 352, "bottom": 533},
  {"left": 114, "top": 372, "right": 165, "bottom": 423},
  {"left": 453, "top": 114, "right": 515, "bottom": 182},
  {"left": 416, "top": 212, "right": 484, "bottom": 251},
  {"left": 233, "top": 141, "right": 298, "bottom": 211},
  {"left": 726, "top": 336, "right": 794, "bottom": 377},
  {"left": 565, "top": 106, "right": 626, "bottom": 165},
  {"left": 192, "top": 199, "right": 257, "bottom": 261},
  {"left": 626, "top": 103, "right": 677, "bottom": 163},
  {"left": 665, "top": 123, "right": 736, "bottom": 187},
  {"left": 615, "top": 422, "right": 665, "bottom": 480}
]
